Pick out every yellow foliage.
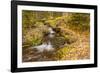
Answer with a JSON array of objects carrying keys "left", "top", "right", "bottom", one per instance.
[{"left": 54, "top": 47, "right": 70, "bottom": 60}]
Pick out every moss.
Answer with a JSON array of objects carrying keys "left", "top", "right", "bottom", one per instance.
[
  {"left": 51, "top": 37, "right": 67, "bottom": 49},
  {"left": 23, "top": 28, "right": 43, "bottom": 47},
  {"left": 45, "top": 20, "right": 57, "bottom": 28},
  {"left": 54, "top": 47, "right": 70, "bottom": 60}
]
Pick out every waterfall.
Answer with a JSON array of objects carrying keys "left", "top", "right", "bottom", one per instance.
[{"left": 33, "top": 27, "right": 55, "bottom": 52}]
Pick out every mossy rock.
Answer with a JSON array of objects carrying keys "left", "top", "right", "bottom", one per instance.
[
  {"left": 50, "top": 36, "right": 67, "bottom": 49},
  {"left": 58, "top": 28, "right": 78, "bottom": 44},
  {"left": 64, "top": 35, "right": 77, "bottom": 44},
  {"left": 54, "top": 47, "right": 70, "bottom": 60},
  {"left": 45, "top": 20, "right": 57, "bottom": 28}
]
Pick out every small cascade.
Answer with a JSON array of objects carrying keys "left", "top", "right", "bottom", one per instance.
[{"left": 33, "top": 27, "right": 55, "bottom": 52}]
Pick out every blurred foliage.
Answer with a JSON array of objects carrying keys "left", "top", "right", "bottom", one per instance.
[
  {"left": 22, "top": 10, "right": 90, "bottom": 61},
  {"left": 22, "top": 10, "right": 90, "bottom": 47},
  {"left": 67, "top": 13, "right": 90, "bottom": 31},
  {"left": 23, "top": 28, "right": 43, "bottom": 47}
]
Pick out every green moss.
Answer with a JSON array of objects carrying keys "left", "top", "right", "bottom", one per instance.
[
  {"left": 23, "top": 28, "right": 43, "bottom": 47},
  {"left": 51, "top": 37, "right": 67, "bottom": 49},
  {"left": 32, "top": 38, "right": 42, "bottom": 46},
  {"left": 54, "top": 47, "right": 70, "bottom": 60},
  {"left": 45, "top": 20, "right": 56, "bottom": 28}
]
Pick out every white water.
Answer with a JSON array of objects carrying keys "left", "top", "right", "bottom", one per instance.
[
  {"left": 33, "top": 27, "right": 55, "bottom": 52},
  {"left": 33, "top": 42, "right": 54, "bottom": 52}
]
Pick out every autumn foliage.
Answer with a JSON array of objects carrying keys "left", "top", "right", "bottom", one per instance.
[{"left": 22, "top": 10, "right": 90, "bottom": 62}]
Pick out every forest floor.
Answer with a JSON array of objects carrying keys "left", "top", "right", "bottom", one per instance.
[
  {"left": 65, "top": 31, "right": 90, "bottom": 60},
  {"left": 22, "top": 27, "right": 90, "bottom": 62}
]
